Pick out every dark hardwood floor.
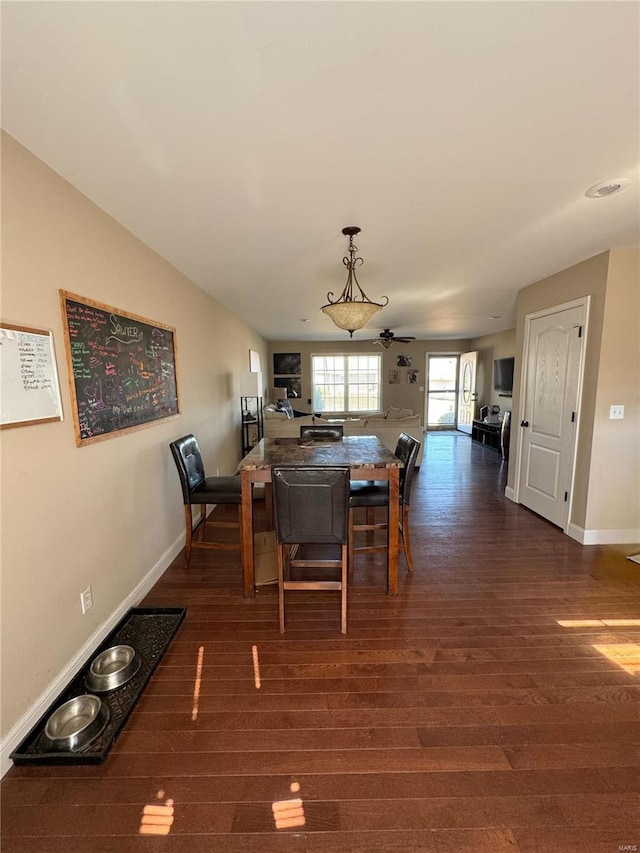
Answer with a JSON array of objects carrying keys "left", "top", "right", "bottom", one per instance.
[{"left": 3, "top": 433, "right": 639, "bottom": 852}]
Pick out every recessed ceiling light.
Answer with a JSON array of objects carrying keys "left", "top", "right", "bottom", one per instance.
[
  {"left": 488, "top": 315, "right": 501, "bottom": 320},
  {"left": 585, "top": 179, "right": 630, "bottom": 198},
  {"left": 300, "top": 318, "right": 310, "bottom": 323}
]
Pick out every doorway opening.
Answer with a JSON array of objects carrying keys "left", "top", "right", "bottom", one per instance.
[{"left": 425, "top": 355, "right": 459, "bottom": 430}]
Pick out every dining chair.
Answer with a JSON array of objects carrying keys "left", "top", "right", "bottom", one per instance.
[
  {"left": 348, "top": 432, "right": 421, "bottom": 573},
  {"left": 272, "top": 465, "right": 350, "bottom": 633},
  {"left": 169, "top": 434, "right": 243, "bottom": 568},
  {"left": 299, "top": 424, "right": 344, "bottom": 441}
]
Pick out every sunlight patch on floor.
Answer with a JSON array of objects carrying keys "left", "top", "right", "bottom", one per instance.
[
  {"left": 191, "top": 645, "right": 204, "bottom": 721},
  {"left": 252, "top": 644, "right": 262, "bottom": 689},
  {"left": 272, "top": 781, "right": 306, "bottom": 829},
  {"left": 139, "top": 790, "right": 175, "bottom": 835},
  {"left": 592, "top": 643, "right": 640, "bottom": 675},
  {"left": 557, "top": 621, "right": 640, "bottom": 674},
  {"left": 557, "top": 619, "right": 640, "bottom": 628}
]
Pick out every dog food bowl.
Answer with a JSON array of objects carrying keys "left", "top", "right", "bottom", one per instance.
[
  {"left": 43, "top": 695, "right": 109, "bottom": 752},
  {"left": 85, "top": 644, "right": 141, "bottom": 692}
]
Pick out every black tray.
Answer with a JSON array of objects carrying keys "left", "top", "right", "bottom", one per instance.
[{"left": 10, "top": 606, "right": 186, "bottom": 765}]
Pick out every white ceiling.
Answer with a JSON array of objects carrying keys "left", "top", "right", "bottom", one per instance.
[{"left": 2, "top": 1, "right": 639, "bottom": 342}]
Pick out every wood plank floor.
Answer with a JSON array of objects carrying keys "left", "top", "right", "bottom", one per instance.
[{"left": 3, "top": 433, "right": 639, "bottom": 852}]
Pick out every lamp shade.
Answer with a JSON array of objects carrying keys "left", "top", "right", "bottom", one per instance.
[
  {"left": 239, "top": 372, "right": 262, "bottom": 397},
  {"left": 321, "top": 301, "right": 382, "bottom": 334}
]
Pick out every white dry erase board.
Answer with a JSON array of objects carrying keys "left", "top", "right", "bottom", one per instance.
[{"left": 0, "top": 323, "right": 64, "bottom": 429}]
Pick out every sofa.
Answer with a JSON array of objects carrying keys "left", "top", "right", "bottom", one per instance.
[{"left": 264, "top": 406, "right": 425, "bottom": 466}]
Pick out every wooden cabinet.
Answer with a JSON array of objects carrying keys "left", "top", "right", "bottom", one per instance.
[{"left": 471, "top": 417, "right": 510, "bottom": 461}]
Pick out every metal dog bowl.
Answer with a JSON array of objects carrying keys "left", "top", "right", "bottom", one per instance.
[
  {"left": 86, "top": 644, "right": 141, "bottom": 692},
  {"left": 43, "top": 694, "right": 109, "bottom": 752}
]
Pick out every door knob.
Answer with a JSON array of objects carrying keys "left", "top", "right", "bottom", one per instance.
[{"left": 520, "top": 420, "right": 529, "bottom": 427}]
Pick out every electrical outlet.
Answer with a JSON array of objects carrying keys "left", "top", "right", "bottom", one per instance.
[
  {"left": 80, "top": 585, "right": 93, "bottom": 614},
  {"left": 609, "top": 405, "right": 625, "bottom": 420}
]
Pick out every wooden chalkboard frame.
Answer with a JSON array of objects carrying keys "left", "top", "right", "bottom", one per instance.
[
  {"left": 0, "top": 322, "right": 64, "bottom": 429},
  {"left": 60, "top": 291, "right": 180, "bottom": 447}
]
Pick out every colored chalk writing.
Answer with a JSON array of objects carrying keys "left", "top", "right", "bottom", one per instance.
[{"left": 61, "top": 292, "right": 179, "bottom": 446}]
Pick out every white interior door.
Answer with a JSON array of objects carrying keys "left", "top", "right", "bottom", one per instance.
[
  {"left": 457, "top": 351, "right": 477, "bottom": 434},
  {"left": 518, "top": 304, "right": 585, "bottom": 528}
]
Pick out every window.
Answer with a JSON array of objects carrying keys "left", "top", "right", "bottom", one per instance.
[{"left": 311, "top": 354, "right": 382, "bottom": 414}]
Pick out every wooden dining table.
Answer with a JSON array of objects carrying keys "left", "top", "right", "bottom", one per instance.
[{"left": 237, "top": 435, "right": 402, "bottom": 598}]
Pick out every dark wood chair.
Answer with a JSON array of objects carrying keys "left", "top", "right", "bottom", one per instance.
[
  {"left": 272, "top": 466, "right": 350, "bottom": 633},
  {"left": 169, "top": 434, "right": 243, "bottom": 568},
  {"left": 299, "top": 424, "right": 344, "bottom": 441},
  {"left": 348, "top": 432, "right": 421, "bottom": 572}
]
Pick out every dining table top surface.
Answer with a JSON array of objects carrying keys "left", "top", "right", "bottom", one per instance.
[{"left": 237, "top": 435, "right": 402, "bottom": 472}]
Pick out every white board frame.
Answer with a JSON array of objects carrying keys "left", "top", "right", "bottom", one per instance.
[{"left": 0, "top": 322, "right": 64, "bottom": 429}]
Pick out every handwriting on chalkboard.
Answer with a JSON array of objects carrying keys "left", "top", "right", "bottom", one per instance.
[{"left": 60, "top": 292, "right": 180, "bottom": 446}]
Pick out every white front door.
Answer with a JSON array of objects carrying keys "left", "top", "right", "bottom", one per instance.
[
  {"left": 518, "top": 303, "right": 586, "bottom": 528},
  {"left": 457, "top": 351, "right": 477, "bottom": 434}
]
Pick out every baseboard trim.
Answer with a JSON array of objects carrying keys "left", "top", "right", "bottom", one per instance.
[
  {"left": 567, "top": 523, "right": 640, "bottom": 545},
  {"left": 504, "top": 486, "right": 516, "bottom": 502},
  {"left": 0, "top": 530, "right": 185, "bottom": 779}
]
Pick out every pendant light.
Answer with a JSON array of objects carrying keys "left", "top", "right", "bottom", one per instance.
[{"left": 321, "top": 226, "right": 388, "bottom": 337}]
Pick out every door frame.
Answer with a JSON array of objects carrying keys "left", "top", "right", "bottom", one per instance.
[
  {"left": 512, "top": 296, "right": 590, "bottom": 533},
  {"left": 423, "top": 352, "right": 461, "bottom": 430}
]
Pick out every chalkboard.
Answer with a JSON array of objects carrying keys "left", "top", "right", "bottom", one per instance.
[
  {"left": 0, "top": 323, "right": 64, "bottom": 429},
  {"left": 60, "top": 291, "right": 180, "bottom": 446}
]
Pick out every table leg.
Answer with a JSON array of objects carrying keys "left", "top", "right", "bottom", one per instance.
[
  {"left": 387, "top": 467, "right": 400, "bottom": 595},
  {"left": 241, "top": 470, "right": 255, "bottom": 597}
]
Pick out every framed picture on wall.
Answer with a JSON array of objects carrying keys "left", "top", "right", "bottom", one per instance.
[
  {"left": 407, "top": 369, "right": 419, "bottom": 384},
  {"left": 274, "top": 377, "right": 302, "bottom": 399},
  {"left": 397, "top": 354, "right": 412, "bottom": 367},
  {"left": 388, "top": 369, "right": 400, "bottom": 384},
  {"left": 273, "top": 352, "right": 301, "bottom": 375}
]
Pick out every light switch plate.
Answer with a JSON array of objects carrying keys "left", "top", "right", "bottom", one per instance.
[{"left": 609, "top": 405, "right": 624, "bottom": 420}]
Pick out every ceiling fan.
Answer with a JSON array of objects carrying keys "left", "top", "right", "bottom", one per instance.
[{"left": 371, "top": 329, "right": 416, "bottom": 349}]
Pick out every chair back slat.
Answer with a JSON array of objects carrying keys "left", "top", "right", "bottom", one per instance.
[
  {"left": 272, "top": 466, "right": 350, "bottom": 545},
  {"left": 170, "top": 434, "right": 206, "bottom": 503},
  {"left": 395, "top": 432, "right": 421, "bottom": 505}
]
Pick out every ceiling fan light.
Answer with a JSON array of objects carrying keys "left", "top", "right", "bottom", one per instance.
[{"left": 378, "top": 339, "right": 393, "bottom": 349}]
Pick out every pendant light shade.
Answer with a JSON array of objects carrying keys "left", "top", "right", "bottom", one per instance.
[{"left": 321, "top": 227, "right": 388, "bottom": 337}]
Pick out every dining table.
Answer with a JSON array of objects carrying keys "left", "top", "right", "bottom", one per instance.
[{"left": 237, "top": 435, "right": 403, "bottom": 598}]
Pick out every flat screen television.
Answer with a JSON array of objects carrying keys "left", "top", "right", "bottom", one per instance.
[{"left": 493, "top": 357, "right": 514, "bottom": 396}]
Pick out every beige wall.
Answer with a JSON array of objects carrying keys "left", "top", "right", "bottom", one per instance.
[
  {"left": 508, "top": 250, "right": 640, "bottom": 537},
  {"left": 0, "top": 134, "right": 268, "bottom": 743},
  {"left": 508, "top": 252, "right": 609, "bottom": 525},
  {"left": 269, "top": 338, "right": 472, "bottom": 422},
  {"left": 469, "top": 328, "right": 517, "bottom": 412},
  {"left": 585, "top": 249, "right": 640, "bottom": 533}
]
